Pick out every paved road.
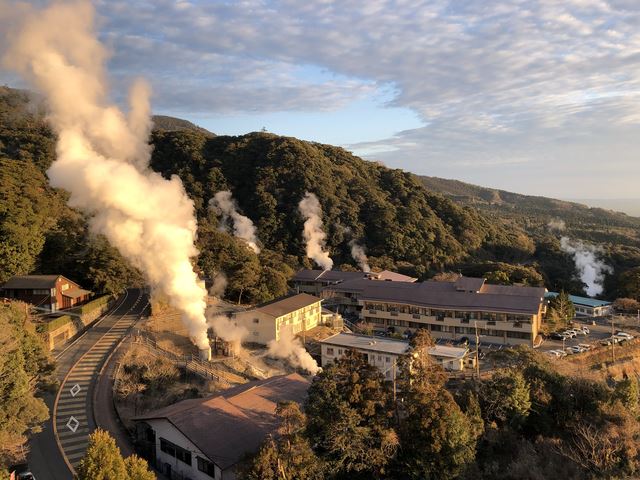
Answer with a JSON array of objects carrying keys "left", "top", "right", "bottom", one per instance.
[{"left": 27, "top": 288, "right": 149, "bottom": 480}]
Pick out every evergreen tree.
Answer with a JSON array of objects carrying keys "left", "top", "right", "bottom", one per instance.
[
  {"left": 76, "top": 429, "right": 128, "bottom": 480},
  {"left": 547, "top": 291, "right": 575, "bottom": 329},
  {"left": 479, "top": 369, "right": 531, "bottom": 429}
]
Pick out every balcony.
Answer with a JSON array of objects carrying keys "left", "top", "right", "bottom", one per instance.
[
  {"left": 390, "top": 311, "right": 398, "bottom": 317},
  {"left": 412, "top": 314, "right": 421, "bottom": 319}
]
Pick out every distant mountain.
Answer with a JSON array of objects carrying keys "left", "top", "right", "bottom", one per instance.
[
  {"left": 152, "top": 115, "right": 215, "bottom": 136},
  {"left": 568, "top": 198, "right": 640, "bottom": 218},
  {"left": 419, "top": 175, "right": 640, "bottom": 249}
]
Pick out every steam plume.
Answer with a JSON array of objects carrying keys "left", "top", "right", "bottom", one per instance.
[
  {"left": 349, "top": 239, "right": 371, "bottom": 272},
  {"left": 207, "top": 314, "right": 247, "bottom": 354},
  {"left": 209, "top": 191, "right": 260, "bottom": 254},
  {"left": 560, "top": 237, "right": 612, "bottom": 296},
  {"left": 267, "top": 328, "right": 319, "bottom": 374},
  {"left": 209, "top": 272, "right": 228, "bottom": 299},
  {"left": 3, "top": 1, "right": 209, "bottom": 347},
  {"left": 298, "top": 192, "right": 333, "bottom": 270},
  {"left": 547, "top": 219, "right": 566, "bottom": 232}
]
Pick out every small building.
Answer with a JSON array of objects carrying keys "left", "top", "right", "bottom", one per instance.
[
  {"left": 0, "top": 275, "right": 92, "bottom": 312},
  {"left": 320, "top": 332, "right": 410, "bottom": 380},
  {"left": 232, "top": 293, "right": 322, "bottom": 345},
  {"left": 320, "top": 332, "right": 474, "bottom": 375},
  {"left": 546, "top": 292, "right": 613, "bottom": 317},
  {"left": 134, "top": 373, "right": 309, "bottom": 480},
  {"left": 427, "top": 345, "right": 474, "bottom": 372}
]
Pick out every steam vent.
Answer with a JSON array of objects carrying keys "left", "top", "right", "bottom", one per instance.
[{"left": 199, "top": 346, "right": 212, "bottom": 362}]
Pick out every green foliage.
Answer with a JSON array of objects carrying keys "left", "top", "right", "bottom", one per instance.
[
  {"left": 36, "top": 314, "right": 72, "bottom": 333},
  {"left": 0, "top": 302, "right": 52, "bottom": 469},
  {"left": 77, "top": 429, "right": 155, "bottom": 480},
  {"left": 617, "top": 267, "right": 640, "bottom": 301},
  {"left": 546, "top": 291, "right": 576, "bottom": 332},
  {"left": 305, "top": 349, "right": 397, "bottom": 479},
  {"left": 614, "top": 378, "right": 640, "bottom": 414},
  {"left": 242, "top": 402, "right": 323, "bottom": 480},
  {"left": 479, "top": 369, "right": 531, "bottom": 429}
]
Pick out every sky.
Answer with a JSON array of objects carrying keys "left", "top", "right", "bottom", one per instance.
[{"left": 3, "top": 0, "right": 640, "bottom": 201}]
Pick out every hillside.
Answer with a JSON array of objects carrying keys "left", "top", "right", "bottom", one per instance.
[
  {"left": 151, "top": 115, "right": 214, "bottom": 136},
  {"left": 1, "top": 85, "right": 639, "bottom": 303}
]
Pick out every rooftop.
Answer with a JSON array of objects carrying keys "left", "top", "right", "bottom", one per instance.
[
  {"left": 253, "top": 293, "right": 321, "bottom": 318},
  {"left": 134, "top": 373, "right": 309, "bottom": 470},
  {"left": 1, "top": 275, "right": 66, "bottom": 290},
  {"left": 292, "top": 269, "right": 417, "bottom": 283},
  {"left": 326, "top": 277, "right": 546, "bottom": 315},
  {"left": 546, "top": 292, "right": 612, "bottom": 308},
  {"left": 320, "top": 332, "right": 410, "bottom": 355},
  {"left": 428, "top": 345, "right": 469, "bottom": 359}
]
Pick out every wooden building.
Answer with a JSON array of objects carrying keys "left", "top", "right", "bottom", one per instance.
[{"left": 0, "top": 275, "right": 92, "bottom": 312}]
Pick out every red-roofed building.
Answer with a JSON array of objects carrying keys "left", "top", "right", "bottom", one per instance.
[
  {"left": 134, "top": 373, "right": 310, "bottom": 480},
  {"left": 0, "top": 274, "right": 92, "bottom": 312}
]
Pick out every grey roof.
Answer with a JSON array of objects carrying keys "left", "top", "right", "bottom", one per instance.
[
  {"left": 255, "top": 293, "right": 321, "bottom": 318},
  {"left": 352, "top": 278, "right": 546, "bottom": 315},
  {"left": 1, "top": 275, "right": 61, "bottom": 289},
  {"left": 291, "top": 269, "right": 416, "bottom": 283},
  {"left": 134, "top": 373, "right": 310, "bottom": 470},
  {"left": 428, "top": 345, "right": 469, "bottom": 359},
  {"left": 454, "top": 276, "right": 485, "bottom": 292},
  {"left": 321, "top": 332, "right": 411, "bottom": 355}
]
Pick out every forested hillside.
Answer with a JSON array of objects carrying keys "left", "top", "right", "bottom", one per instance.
[{"left": 1, "top": 86, "right": 639, "bottom": 303}]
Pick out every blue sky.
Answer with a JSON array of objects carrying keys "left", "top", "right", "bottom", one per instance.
[{"left": 4, "top": 0, "right": 640, "bottom": 200}]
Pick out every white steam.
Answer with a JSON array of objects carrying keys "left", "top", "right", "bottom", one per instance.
[
  {"left": 298, "top": 192, "right": 333, "bottom": 271},
  {"left": 267, "top": 328, "right": 319, "bottom": 374},
  {"left": 3, "top": 1, "right": 209, "bottom": 347},
  {"left": 209, "top": 190, "right": 260, "bottom": 254},
  {"left": 207, "top": 314, "right": 247, "bottom": 355},
  {"left": 560, "top": 237, "right": 612, "bottom": 297},
  {"left": 349, "top": 239, "right": 371, "bottom": 272},
  {"left": 547, "top": 219, "right": 566, "bottom": 232},
  {"left": 209, "top": 272, "right": 228, "bottom": 299}
]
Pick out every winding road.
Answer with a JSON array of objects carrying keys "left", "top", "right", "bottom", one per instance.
[{"left": 27, "top": 288, "right": 149, "bottom": 479}]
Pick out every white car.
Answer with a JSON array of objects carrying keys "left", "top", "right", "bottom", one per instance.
[
  {"left": 563, "top": 330, "right": 577, "bottom": 338},
  {"left": 578, "top": 343, "right": 593, "bottom": 351},
  {"left": 615, "top": 332, "right": 634, "bottom": 340},
  {"left": 546, "top": 350, "right": 566, "bottom": 358},
  {"left": 581, "top": 326, "right": 590, "bottom": 334}
]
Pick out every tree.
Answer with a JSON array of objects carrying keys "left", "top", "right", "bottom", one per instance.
[
  {"left": 124, "top": 454, "right": 156, "bottom": 480},
  {"left": 394, "top": 331, "right": 477, "bottom": 479},
  {"left": 546, "top": 291, "right": 575, "bottom": 331},
  {"left": 479, "top": 369, "right": 531, "bottom": 429},
  {"left": 243, "top": 402, "right": 323, "bottom": 480},
  {"left": 77, "top": 429, "right": 155, "bottom": 480},
  {"left": 76, "top": 429, "right": 128, "bottom": 480},
  {"left": 0, "top": 303, "right": 51, "bottom": 469},
  {"left": 617, "top": 267, "right": 640, "bottom": 301},
  {"left": 613, "top": 297, "right": 640, "bottom": 314},
  {"left": 305, "top": 350, "right": 398, "bottom": 479}
]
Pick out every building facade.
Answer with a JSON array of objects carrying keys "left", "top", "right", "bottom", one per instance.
[
  {"left": 546, "top": 292, "right": 613, "bottom": 317},
  {"left": 0, "top": 275, "right": 92, "bottom": 312},
  {"left": 324, "top": 277, "right": 547, "bottom": 346},
  {"left": 320, "top": 332, "right": 473, "bottom": 374},
  {"left": 134, "top": 374, "right": 310, "bottom": 480},
  {"left": 232, "top": 293, "right": 322, "bottom": 345}
]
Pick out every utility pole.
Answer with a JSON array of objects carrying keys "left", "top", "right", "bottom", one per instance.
[
  {"left": 474, "top": 321, "right": 480, "bottom": 379},
  {"left": 392, "top": 360, "right": 397, "bottom": 403},
  {"left": 612, "top": 318, "right": 615, "bottom": 364}
]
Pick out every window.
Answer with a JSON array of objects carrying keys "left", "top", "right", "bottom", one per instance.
[
  {"left": 160, "top": 438, "right": 191, "bottom": 466},
  {"left": 378, "top": 355, "right": 382, "bottom": 361},
  {"left": 385, "top": 356, "right": 391, "bottom": 363},
  {"left": 61, "top": 283, "right": 69, "bottom": 291},
  {"left": 338, "top": 349, "right": 343, "bottom": 355},
  {"left": 197, "top": 457, "right": 216, "bottom": 478},
  {"left": 33, "top": 289, "right": 49, "bottom": 295},
  {"left": 253, "top": 318, "right": 259, "bottom": 324},
  {"left": 326, "top": 347, "right": 334, "bottom": 355}
]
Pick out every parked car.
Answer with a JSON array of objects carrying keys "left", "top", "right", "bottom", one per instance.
[
  {"left": 578, "top": 343, "right": 593, "bottom": 351},
  {"left": 563, "top": 330, "right": 577, "bottom": 338},
  {"left": 18, "top": 473, "right": 36, "bottom": 480},
  {"left": 547, "top": 349, "right": 567, "bottom": 358},
  {"left": 566, "top": 346, "right": 584, "bottom": 354},
  {"left": 581, "top": 326, "right": 590, "bottom": 334},
  {"left": 550, "top": 332, "right": 565, "bottom": 340},
  {"left": 615, "top": 331, "right": 634, "bottom": 340},
  {"left": 600, "top": 337, "right": 619, "bottom": 346}
]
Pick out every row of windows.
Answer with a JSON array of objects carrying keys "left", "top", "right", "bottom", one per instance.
[
  {"left": 160, "top": 438, "right": 192, "bottom": 466},
  {"left": 325, "top": 347, "right": 392, "bottom": 363},
  {"left": 364, "top": 318, "right": 533, "bottom": 339},
  {"left": 364, "top": 304, "right": 533, "bottom": 322},
  {"left": 197, "top": 456, "right": 216, "bottom": 478}
]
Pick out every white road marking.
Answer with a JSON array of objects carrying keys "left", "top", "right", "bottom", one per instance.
[{"left": 66, "top": 416, "right": 80, "bottom": 433}]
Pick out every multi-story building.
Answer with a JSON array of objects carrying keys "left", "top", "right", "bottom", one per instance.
[
  {"left": 0, "top": 274, "right": 92, "bottom": 312},
  {"left": 292, "top": 269, "right": 417, "bottom": 314},
  {"left": 232, "top": 293, "right": 322, "bottom": 345},
  {"left": 325, "top": 276, "right": 546, "bottom": 346},
  {"left": 291, "top": 269, "right": 417, "bottom": 296},
  {"left": 320, "top": 332, "right": 473, "bottom": 374}
]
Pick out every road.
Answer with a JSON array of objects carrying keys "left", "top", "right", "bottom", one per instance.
[{"left": 27, "top": 288, "right": 149, "bottom": 480}]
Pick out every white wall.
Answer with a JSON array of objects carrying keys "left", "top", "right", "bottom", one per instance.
[{"left": 146, "top": 418, "right": 228, "bottom": 480}]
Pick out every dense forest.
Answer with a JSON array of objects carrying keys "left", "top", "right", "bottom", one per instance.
[{"left": 1, "top": 86, "right": 639, "bottom": 303}]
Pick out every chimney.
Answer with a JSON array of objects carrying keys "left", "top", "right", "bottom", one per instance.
[{"left": 199, "top": 346, "right": 211, "bottom": 362}]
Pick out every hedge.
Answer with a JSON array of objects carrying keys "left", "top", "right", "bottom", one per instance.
[
  {"left": 69, "top": 294, "right": 113, "bottom": 315},
  {"left": 37, "top": 315, "right": 72, "bottom": 333}
]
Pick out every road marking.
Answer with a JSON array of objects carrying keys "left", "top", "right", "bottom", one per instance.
[
  {"left": 70, "top": 384, "right": 81, "bottom": 397},
  {"left": 66, "top": 416, "right": 80, "bottom": 433}
]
